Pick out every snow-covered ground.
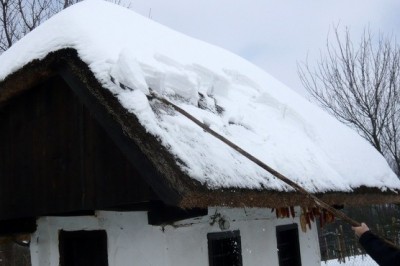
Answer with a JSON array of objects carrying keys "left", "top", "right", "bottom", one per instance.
[{"left": 321, "top": 255, "right": 377, "bottom": 266}]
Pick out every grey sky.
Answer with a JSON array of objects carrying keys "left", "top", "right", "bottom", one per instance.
[{"left": 128, "top": 1, "right": 400, "bottom": 95}]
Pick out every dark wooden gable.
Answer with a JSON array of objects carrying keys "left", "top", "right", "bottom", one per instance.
[{"left": 0, "top": 74, "right": 160, "bottom": 220}]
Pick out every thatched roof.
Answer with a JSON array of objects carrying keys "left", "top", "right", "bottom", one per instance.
[{"left": 1, "top": 48, "right": 399, "bottom": 209}]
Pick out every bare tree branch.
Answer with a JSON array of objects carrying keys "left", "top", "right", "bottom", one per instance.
[
  {"left": 0, "top": 0, "right": 130, "bottom": 54},
  {"left": 0, "top": 0, "right": 21, "bottom": 50},
  {"left": 298, "top": 26, "right": 400, "bottom": 175}
]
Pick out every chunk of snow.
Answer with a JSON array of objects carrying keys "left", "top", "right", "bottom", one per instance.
[{"left": 110, "top": 49, "right": 149, "bottom": 95}]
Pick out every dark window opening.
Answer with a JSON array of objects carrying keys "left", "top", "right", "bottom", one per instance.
[
  {"left": 207, "top": 230, "right": 242, "bottom": 266},
  {"left": 59, "top": 230, "right": 108, "bottom": 266},
  {"left": 276, "top": 224, "right": 302, "bottom": 266}
]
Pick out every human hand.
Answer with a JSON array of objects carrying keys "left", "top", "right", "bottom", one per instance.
[{"left": 352, "top": 223, "right": 370, "bottom": 237}]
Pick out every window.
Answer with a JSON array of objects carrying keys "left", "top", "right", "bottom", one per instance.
[
  {"left": 59, "top": 230, "right": 108, "bottom": 266},
  {"left": 207, "top": 230, "right": 242, "bottom": 266},
  {"left": 276, "top": 224, "right": 302, "bottom": 266}
]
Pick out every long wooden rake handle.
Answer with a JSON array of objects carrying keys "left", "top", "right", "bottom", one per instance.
[
  {"left": 150, "top": 90, "right": 361, "bottom": 225},
  {"left": 151, "top": 90, "right": 400, "bottom": 250},
  {"left": 111, "top": 76, "right": 398, "bottom": 248}
]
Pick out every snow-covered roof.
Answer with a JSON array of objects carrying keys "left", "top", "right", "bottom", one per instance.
[{"left": 0, "top": 1, "right": 399, "bottom": 204}]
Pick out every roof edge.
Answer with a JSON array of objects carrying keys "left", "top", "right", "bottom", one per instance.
[
  {"left": 0, "top": 51, "right": 63, "bottom": 105},
  {"left": 179, "top": 186, "right": 400, "bottom": 209}
]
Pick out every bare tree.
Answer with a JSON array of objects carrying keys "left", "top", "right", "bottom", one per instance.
[
  {"left": 57, "top": 0, "right": 86, "bottom": 11},
  {"left": 0, "top": 0, "right": 20, "bottom": 51},
  {"left": 18, "top": 0, "right": 53, "bottom": 34},
  {"left": 0, "top": 0, "right": 132, "bottom": 53},
  {"left": 298, "top": 27, "right": 400, "bottom": 175},
  {"left": 0, "top": 0, "right": 81, "bottom": 52}
]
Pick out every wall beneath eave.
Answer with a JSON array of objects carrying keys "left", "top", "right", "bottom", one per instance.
[{"left": 30, "top": 208, "right": 321, "bottom": 266}]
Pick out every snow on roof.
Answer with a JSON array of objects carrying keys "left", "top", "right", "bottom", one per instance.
[{"left": 0, "top": 0, "right": 399, "bottom": 193}]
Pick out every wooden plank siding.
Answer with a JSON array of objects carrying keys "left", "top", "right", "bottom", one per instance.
[{"left": 0, "top": 75, "right": 158, "bottom": 220}]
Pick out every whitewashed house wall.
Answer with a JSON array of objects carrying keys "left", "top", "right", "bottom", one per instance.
[{"left": 30, "top": 208, "right": 321, "bottom": 266}]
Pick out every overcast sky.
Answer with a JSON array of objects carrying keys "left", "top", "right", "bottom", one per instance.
[{"left": 127, "top": 1, "right": 400, "bottom": 96}]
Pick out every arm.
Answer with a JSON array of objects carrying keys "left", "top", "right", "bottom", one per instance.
[{"left": 353, "top": 224, "right": 400, "bottom": 266}]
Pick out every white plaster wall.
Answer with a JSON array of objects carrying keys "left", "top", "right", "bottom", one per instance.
[{"left": 30, "top": 208, "right": 321, "bottom": 266}]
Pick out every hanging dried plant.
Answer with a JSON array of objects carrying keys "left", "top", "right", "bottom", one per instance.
[{"left": 272, "top": 206, "right": 336, "bottom": 233}]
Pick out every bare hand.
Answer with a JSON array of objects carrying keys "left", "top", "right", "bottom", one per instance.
[{"left": 352, "top": 223, "right": 370, "bottom": 237}]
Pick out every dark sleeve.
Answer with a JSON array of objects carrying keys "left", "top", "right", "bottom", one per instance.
[{"left": 359, "top": 231, "right": 400, "bottom": 266}]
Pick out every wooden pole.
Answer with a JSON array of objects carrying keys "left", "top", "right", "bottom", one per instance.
[
  {"left": 111, "top": 77, "right": 398, "bottom": 247},
  {"left": 148, "top": 89, "right": 361, "bottom": 225},
  {"left": 148, "top": 89, "right": 400, "bottom": 248}
]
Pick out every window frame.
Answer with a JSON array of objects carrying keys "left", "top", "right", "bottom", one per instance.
[
  {"left": 276, "top": 223, "right": 302, "bottom": 266},
  {"left": 207, "top": 230, "right": 243, "bottom": 266},
  {"left": 59, "top": 229, "right": 109, "bottom": 266}
]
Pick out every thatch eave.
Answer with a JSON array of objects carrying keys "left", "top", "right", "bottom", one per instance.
[{"left": 179, "top": 186, "right": 400, "bottom": 209}]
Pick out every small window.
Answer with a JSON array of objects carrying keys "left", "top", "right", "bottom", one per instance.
[
  {"left": 207, "top": 230, "right": 242, "bottom": 266},
  {"left": 59, "top": 230, "right": 108, "bottom": 266},
  {"left": 276, "top": 224, "right": 302, "bottom": 266}
]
